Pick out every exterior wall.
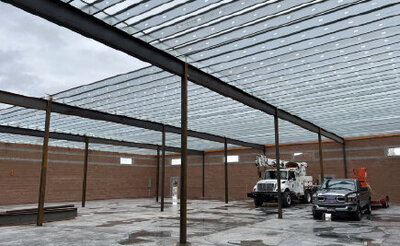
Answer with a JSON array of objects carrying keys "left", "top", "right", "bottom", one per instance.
[
  {"left": 0, "top": 142, "right": 156, "bottom": 205},
  {"left": 160, "top": 135, "right": 400, "bottom": 203},
  {"left": 1, "top": 134, "right": 400, "bottom": 205}
]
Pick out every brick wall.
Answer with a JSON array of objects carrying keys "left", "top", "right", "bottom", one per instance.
[
  {"left": 1, "top": 134, "right": 400, "bottom": 205},
  {"left": 0, "top": 143, "right": 156, "bottom": 205}
]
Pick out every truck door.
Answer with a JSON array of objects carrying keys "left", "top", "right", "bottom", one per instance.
[{"left": 289, "top": 171, "right": 301, "bottom": 194}]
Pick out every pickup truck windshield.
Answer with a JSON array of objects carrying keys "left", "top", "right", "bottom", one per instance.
[
  {"left": 264, "top": 170, "right": 288, "bottom": 180},
  {"left": 322, "top": 179, "right": 355, "bottom": 191}
]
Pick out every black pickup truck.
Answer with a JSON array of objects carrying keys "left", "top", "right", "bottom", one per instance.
[{"left": 312, "top": 178, "right": 371, "bottom": 220}]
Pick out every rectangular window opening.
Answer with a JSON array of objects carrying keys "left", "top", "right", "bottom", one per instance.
[
  {"left": 387, "top": 147, "right": 400, "bottom": 157},
  {"left": 227, "top": 155, "right": 239, "bottom": 163},
  {"left": 171, "top": 158, "right": 181, "bottom": 165},
  {"left": 120, "top": 157, "right": 132, "bottom": 165}
]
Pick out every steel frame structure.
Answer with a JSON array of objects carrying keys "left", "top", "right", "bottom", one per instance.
[{"left": 0, "top": 0, "right": 355, "bottom": 244}]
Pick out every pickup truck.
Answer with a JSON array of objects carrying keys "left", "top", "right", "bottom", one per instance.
[{"left": 312, "top": 178, "right": 371, "bottom": 220}]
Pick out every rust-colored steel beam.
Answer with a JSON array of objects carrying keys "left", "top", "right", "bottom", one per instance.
[
  {"left": 37, "top": 97, "right": 52, "bottom": 226},
  {"left": 274, "top": 109, "right": 283, "bottom": 219},
  {"left": 81, "top": 137, "right": 89, "bottom": 207},
  {"left": 318, "top": 128, "right": 325, "bottom": 184},
  {"left": 179, "top": 62, "right": 188, "bottom": 244}
]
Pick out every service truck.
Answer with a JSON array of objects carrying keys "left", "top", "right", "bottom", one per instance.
[{"left": 247, "top": 155, "right": 315, "bottom": 207}]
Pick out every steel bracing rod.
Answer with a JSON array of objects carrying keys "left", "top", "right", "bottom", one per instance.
[
  {"left": 274, "top": 109, "right": 282, "bottom": 219},
  {"left": 342, "top": 141, "right": 348, "bottom": 178},
  {"left": 82, "top": 137, "right": 89, "bottom": 207},
  {"left": 0, "top": 90, "right": 263, "bottom": 150},
  {"left": 0, "top": 0, "right": 344, "bottom": 144},
  {"left": 37, "top": 97, "right": 52, "bottom": 226},
  {"left": 318, "top": 128, "right": 325, "bottom": 184},
  {"left": 179, "top": 63, "right": 188, "bottom": 244},
  {"left": 0, "top": 124, "right": 203, "bottom": 155}
]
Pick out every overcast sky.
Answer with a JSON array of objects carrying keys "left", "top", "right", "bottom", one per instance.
[{"left": 0, "top": 2, "right": 148, "bottom": 99}]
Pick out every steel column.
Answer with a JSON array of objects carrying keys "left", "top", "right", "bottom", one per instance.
[
  {"left": 156, "top": 147, "right": 160, "bottom": 202},
  {"left": 160, "top": 125, "right": 166, "bottom": 212},
  {"left": 224, "top": 137, "right": 228, "bottom": 204},
  {"left": 342, "top": 141, "right": 348, "bottom": 178},
  {"left": 202, "top": 151, "right": 205, "bottom": 198},
  {"left": 318, "top": 129, "right": 324, "bottom": 184},
  {"left": 274, "top": 109, "right": 283, "bottom": 219},
  {"left": 81, "top": 137, "right": 89, "bottom": 207},
  {"left": 37, "top": 97, "right": 52, "bottom": 226},
  {"left": 179, "top": 62, "right": 188, "bottom": 244}
]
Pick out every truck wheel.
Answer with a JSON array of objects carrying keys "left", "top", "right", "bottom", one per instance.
[
  {"left": 353, "top": 206, "right": 362, "bottom": 221},
  {"left": 365, "top": 201, "right": 372, "bottom": 215},
  {"left": 303, "top": 190, "right": 312, "bottom": 204},
  {"left": 282, "top": 191, "right": 292, "bottom": 208},
  {"left": 254, "top": 198, "right": 263, "bottom": 207},
  {"left": 312, "top": 211, "right": 322, "bottom": 220}
]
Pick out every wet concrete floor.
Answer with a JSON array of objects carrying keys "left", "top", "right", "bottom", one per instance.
[{"left": 0, "top": 198, "right": 399, "bottom": 245}]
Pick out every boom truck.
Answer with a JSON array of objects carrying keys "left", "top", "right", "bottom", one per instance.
[{"left": 247, "top": 155, "right": 315, "bottom": 207}]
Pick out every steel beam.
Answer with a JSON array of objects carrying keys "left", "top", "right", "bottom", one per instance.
[
  {"left": 156, "top": 147, "right": 160, "bottom": 202},
  {"left": 0, "top": 90, "right": 264, "bottom": 150},
  {"left": 179, "top": 63, "right": 188, "bottom": 244},
  {"left": 274, "top": 109, "right": 282, "bottom": 219},
  {"left": 160, "top": 125, "right": 166, "bottom": 212},
  {"left": 81, "top": 137, "right": 89, "bottom": 207},
  {"left": 224, "top": 137, "right": 228, "bottom": 204},
  {"left": 0, "top": 0, "right": 344, "bottom": 144},
  {"left": 0, "top": 125, "right": 202, "bottom": 155},
  {"left": 37, "top": 97, "right": 52, "bottom": 226},
  {"left": 343, "top": 141, "right": 348, "bottom": 178},
  {"left": 318, "top": 129, "right": 325, "bottom": 184}
]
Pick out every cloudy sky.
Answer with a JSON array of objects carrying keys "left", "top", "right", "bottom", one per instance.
[{"left": 0, "top": 2, "right": 148, "bottom": 99}]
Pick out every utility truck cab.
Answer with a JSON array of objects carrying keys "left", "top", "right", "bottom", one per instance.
[{"left": 247, "top": 156, "right": 314, "bottom": 207}]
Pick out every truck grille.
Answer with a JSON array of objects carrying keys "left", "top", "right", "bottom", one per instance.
[{"left": 257, "top": 183, "right": 274, "bottom": 192}]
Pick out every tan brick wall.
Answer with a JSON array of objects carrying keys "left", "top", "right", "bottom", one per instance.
[{"left": 1, "top": 135, "right": 400, "bottom": 205}]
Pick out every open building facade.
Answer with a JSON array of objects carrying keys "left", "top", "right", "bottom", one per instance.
[{"left": 0, "top": 0, "right": 400, "bottom": 245}]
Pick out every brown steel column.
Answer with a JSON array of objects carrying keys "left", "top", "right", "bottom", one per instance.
[
  {"left": 274, "top": 109, "right": 283, "bottom": 219},
  {"left": 342, "top": 141, "right": 348, "bottom": 178},
  {"left": 156, "top": 147, "right": 160, "bottom": 202},
  {"left": 318, "top": 128, "right": 324, "bottom": 184},
  {"left": 202, "top": 151, "right": 205, "bottom": 198},
  {"left": 161, "top": 126, "right": 166, "bottom": 212},
  {"left": 224, "top": 137, "right": 228, "bottom": 204},
  {"left": 37, "top": 97, "right": 52, "bottom": 226},
  {"left": 263, "top": 145, "right": 266, "bottom": 156},
  {"left": 179, "top": 62, "right": 188, "bottom": 244},
  {"left": 81, "top": 137, "right": 89, "bottom": 207}
]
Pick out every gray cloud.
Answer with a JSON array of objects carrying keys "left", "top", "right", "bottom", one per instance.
[{"left": 0, "top": 2, "right": 147, "bottom": 102}]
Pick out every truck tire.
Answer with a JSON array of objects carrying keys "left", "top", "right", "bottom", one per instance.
[
  {"left": 303, "top": 190, "right": 312, "bottom": 204},
  {"left": 282, "top": 191, "right": 292, "bottom": 208},
  {"left": 365, "top": 201, "right": 372, "bottom": 215},
  {"left": 254, "top": 198, "right": 263, "bottom": 207},
  {"left": 312, "top": 211, "right": 322, "bottom": 220},
  {"left": 353, "top": 206, "right": 362, "bottom": 221}
]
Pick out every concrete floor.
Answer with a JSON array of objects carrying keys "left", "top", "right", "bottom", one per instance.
[{"left": 0, "top": 199, "right": 399, "bottom": 246}]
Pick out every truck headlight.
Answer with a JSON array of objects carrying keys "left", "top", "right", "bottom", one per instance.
[
  {"left": 346, "top": 194, "right": 357, "bottom": 203},
  {"left": 312, "top": 194, "right": 318, "bottom": 202}
]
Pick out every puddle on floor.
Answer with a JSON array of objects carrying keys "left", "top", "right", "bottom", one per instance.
[
  {"left": 118, "top": 230, "right": 171, "bottom": 245},
  {"left": 228, "top": 239, "right": 268, "bottom": 246},
  {"left": 97, "top": 218, "right": 148, "bottom": 227}
]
